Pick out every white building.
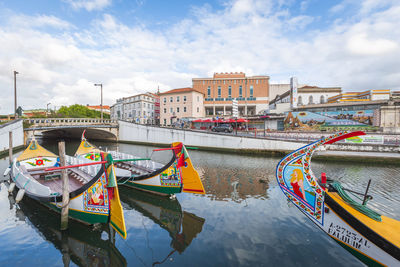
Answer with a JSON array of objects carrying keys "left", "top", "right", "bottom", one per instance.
[
  {"left": 110, "top": 92, "right": 159, "bottom": 124},
  {"left": 269, "top": 84, "right": 342, "bottom": 114}
]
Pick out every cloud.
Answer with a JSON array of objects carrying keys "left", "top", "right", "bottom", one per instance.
[
  {"left": 0, "top": 0, "right": 400, "bottom": 113},
  {"left": 64, "top": 0, "right": 112, "bottom": 11}
]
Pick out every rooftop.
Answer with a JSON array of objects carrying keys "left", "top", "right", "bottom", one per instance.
[{"left": 159, "top": 87, "right": 204, "bottom": 95}]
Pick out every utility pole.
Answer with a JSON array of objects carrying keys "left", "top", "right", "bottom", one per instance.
[
  {"left": 47, "top": 102, "right": 51, "bottom": 117},
  {"left": 94, "top": 83, "right": 103, "bottom": 122},
  {"left": 14, "top": 71, "right": 19, "bottom": 118}
]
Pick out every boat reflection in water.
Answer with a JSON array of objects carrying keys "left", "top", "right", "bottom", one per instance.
[
  {"left": 8, "top": 191, "right": 127, "bottom": 267},
  {"left": 119, "top": 187, "right": 205, "bottom": 263}
]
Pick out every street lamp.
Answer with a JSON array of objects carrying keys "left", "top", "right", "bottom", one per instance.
[
  {"left": 14, "top": 71, "right": 19, "bottom": 118},
  {"left": 94, "top": 83, "right": 103, "bottom": 122},
  {"left": 47, "top": 102, "right": 51, "bottom": 116}
]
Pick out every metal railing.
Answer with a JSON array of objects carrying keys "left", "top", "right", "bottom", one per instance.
[{"left": 24, "top": 118, "right": 118, "bottom": 125}]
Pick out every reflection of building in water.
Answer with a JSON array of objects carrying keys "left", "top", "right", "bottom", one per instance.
[
  {"left": 119, "top": 187, "right": 205, "bottom": 261},
  {"left": 9, "top": 192, "right": 126, "bottom": 267},
  {"left": 199, "top": 166, "right": 271, "bottom": 202}
]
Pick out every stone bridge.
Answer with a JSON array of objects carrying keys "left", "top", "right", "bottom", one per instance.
[{"left": 24, "top": 118, "right": 119, "bottom": 142}]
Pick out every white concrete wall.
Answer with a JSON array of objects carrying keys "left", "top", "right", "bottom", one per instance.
[
  {"left": 119, "top": 120, "right": 307, "bottom": 151},
  {"left": 119, "top": 120, "right": 399, "bottom": 153},
  {"left": 0, "top": 120, "right": 24, "bottom": 154}
]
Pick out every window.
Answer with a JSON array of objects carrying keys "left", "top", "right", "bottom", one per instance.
[
  {"left": 218, "top": 86, "right": 221, "bottom": 98},
  {"left": 177, "top": 107, "right": 180, "bottom": 113},
  {"left": 228, "top": 86, "right": 232, "bottom": 98},
  {"left": 239, "top": 85, "right": 242, "bottom": 97},
  {"left": 298, "top": 96, "right": 303, "bottom": 105},
  {"left": 207, "top": 86, "right": 211, "bottom": 97},
  {"left": 309, "top": 95, "right": 313, "bottom": 104},
  {"left": 184, "top": 107, "right": 187, "bottom": 112},
  {"left": 164, "top": 119, "right": 166, "bottom": 125},
  {"left": 197, "top": 107, "right": 199, "bottom": 112},
  {"left": 250, "top": 86, "right": 253, "bottom": 97},
  {"left": 170, "top": 108, "right": 173, "bottom": 113},
  {"left": 164, "top": 108, "right": 166, "bottom": 113},
  {"left": 184, "top": 95, "right": 187, "bottom": 101},
  {"left": 170, "top": 97, "right": 173, "bottom": 102},
  {"left": 197, "top": 96, "right": 199, "bottom": 101},
  {"left": 256, "top": 80, "right": 259, "bottom": 84},
  {"left": 320, "top": 95, "right": 325, "bottom": 104},
  {"left": 177, "top": 96, "right": 180, "bottom": 102}
]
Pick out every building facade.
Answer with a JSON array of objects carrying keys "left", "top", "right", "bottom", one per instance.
[
  {"left": 269, "top": 85, "right": 342, "bottom": 114},
  {"left": 159, "top": 87, "right": 204, "bottom": 126},
  {"left": 327, "top": 90, "right": 390, "bottom": 103},
  {"left": 110, "top": 92, "right": 159, "bottom": 124},
  {"left": 192, "top": 72, "right": 269, "bottom": 117},
  {"left": 86, "top": 105, "right": 110, "bottom": 114}
]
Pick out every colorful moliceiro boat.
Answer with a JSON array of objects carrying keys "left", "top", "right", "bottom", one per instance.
[
  {"left": 9, "top": 139, "right": 127, "bottom": 239},
  {"left": 75, "top": 135, "right": 206, "bottom": 196},
  {"left": 276, "top": 131, "right": 400, "bottom": 266}
]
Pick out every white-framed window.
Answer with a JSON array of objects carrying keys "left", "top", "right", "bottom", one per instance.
[
  {"left": 184, "top": 107, "right": 187, "bottom": 112},
  {"left": 177, "top": 96, "right": 180, "bottom": 102},
  {"left": 177, "top": 107, "right": 180, "bottom": 113},
  {"left": 170, "top": 97, "right": 173, "bottom": 102},
  {"left": 184, "top": 95, "right": 187, "bottom": 101},
  {"left": 170, "top": 107, "right": 173, "bottom": 113}
]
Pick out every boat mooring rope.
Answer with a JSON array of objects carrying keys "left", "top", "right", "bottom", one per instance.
[{"left": 331, "top": 181, "right": 382, "bottom": 222}]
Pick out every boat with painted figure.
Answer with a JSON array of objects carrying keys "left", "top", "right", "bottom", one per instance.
[
  {"left": 8, "top": 139, "right": 127, "bottom": 239},
  {"left": 276, "top": 131, "right": 400, "bottom": 266},
  {"left": 75, "top": 132, "right": 206, "bottom": 196}
]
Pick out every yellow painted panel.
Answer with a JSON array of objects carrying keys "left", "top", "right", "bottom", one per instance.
[
  {"left": 327, "top": 191, "right": 400, "bottom": 248},
  {"left": 173, "top": 143, "right": 206, "bottom": 195},
  {"left": 108, "top": 161, "right": 127, "bottom": 239}
]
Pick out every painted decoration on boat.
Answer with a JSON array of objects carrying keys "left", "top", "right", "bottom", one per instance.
[
  {"left": 84, "top": 176, "right": 109, "bottom": 215},
  {"left": 277, "top": 132, "right": 362, "bottom": 225},
  {"left": 277, "top": 142, "right": 331, "bottom": 224},
  {"left": 25, "top": 157, "right": 52, "bottom": 167},
  {"left": 84, "top": 152, "right": 101, "bottom": 161},
  {"left": 160, "top": 164, "right": 182, "bottom": 187}
]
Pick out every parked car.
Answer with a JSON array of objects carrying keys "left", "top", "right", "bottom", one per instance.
[{"left": 212, "top": 124, "right": 233, "bottom": 133}]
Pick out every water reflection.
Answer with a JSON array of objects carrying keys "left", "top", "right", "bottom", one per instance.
[
  {"left": 8, "top": 189, "right": 126, "bottom": 267},
  {"left": 119, "top": 187, "right": 205, "bottom": 264}
]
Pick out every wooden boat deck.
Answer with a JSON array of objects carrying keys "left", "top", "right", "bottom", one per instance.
[
  {"left": 115, "top": 162, "right": 154, "bottom": 176},
  {"left": 25, "top": 167, "right": 87, "bottom": 194}
]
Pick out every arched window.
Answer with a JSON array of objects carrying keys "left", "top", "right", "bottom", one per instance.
[
  {"left": 298, "top": 96, "right": 302, "bottom": 105},
  {"left": 308, "top": 95, "right": 313, "bottom": 104},
  {"left": 320, "top": 95, "right": 325, "bottom": 104}
]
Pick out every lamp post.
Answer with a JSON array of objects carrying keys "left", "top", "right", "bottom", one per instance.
[
  {"left": 47, "top": 102, "right": 51, "bottom": 117},
  {"left": 14, "top": 71, "right": 19, "bottom": 118},
  {"left": 94, "top": 83, "right": 103, "bottom": 122}
]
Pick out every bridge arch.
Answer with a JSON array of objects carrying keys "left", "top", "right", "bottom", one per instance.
[{"left": 41, "top": 127, "right": 117, "bottom": 141}]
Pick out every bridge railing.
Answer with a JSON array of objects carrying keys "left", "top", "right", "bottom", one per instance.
[{"left": 24, "top": 118, "right": 118, "bottom": 125}]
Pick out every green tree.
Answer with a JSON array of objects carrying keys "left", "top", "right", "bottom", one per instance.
[{"left": 56, "top": 104, "right": 110, "bottom": 118}]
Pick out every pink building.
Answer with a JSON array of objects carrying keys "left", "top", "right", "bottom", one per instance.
[{"left": 159, "top": 87, "right": 204, "bottom": 126}]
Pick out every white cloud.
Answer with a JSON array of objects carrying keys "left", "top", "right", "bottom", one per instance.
[
  {"left": 0, "top": 0, "right": 400, "bottom": 113},
  {"left": 64, "top": 0, "right": 112, "bottom": 11}
]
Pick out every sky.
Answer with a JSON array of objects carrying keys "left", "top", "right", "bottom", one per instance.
[{"left": 0, "top": 0, "right": 399, "bottom": 113}]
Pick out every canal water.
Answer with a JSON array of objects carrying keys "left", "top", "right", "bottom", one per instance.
[{"left": 0, "top": 139, "right": 399, "bottom": 266}]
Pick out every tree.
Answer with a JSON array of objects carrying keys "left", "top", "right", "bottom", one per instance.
[{"left": 56, "top": 104, "right": 110, "bottom": 118}]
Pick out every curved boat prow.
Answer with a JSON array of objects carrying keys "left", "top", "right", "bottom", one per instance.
[
  {"left": 276, "top": 131, "right": 400, "bottom": 266},
  {"left": 172, "top": 142, "right": 205, "bottom": 195}
]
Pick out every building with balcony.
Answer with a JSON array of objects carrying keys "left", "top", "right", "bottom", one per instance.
[
  {"left": 159, "top": 87, "right": 204, "bottom": 126},
  {"left": 110, "top": 92, "right": 159, "bottom": 124},
  {"left": 192, "top": 72, "right": 269, "bottom": 117}
]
